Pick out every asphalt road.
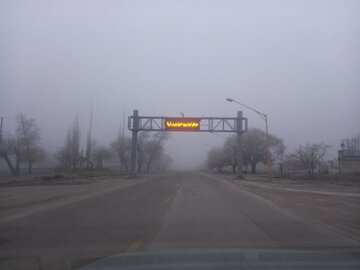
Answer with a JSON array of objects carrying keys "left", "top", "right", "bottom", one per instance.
[{"left": 1, "top": 172, "right": 359, "bottom": 270}]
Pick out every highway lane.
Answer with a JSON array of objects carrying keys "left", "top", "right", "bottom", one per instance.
[
  {"left": 149, "top": 172, "right": 358, "bottom": 249},
  {"left": 0, "top": 172, "right": 359, "bottom": 269},
  {"left": 0, "top": 174, "right": 180, "bottom": 269}
]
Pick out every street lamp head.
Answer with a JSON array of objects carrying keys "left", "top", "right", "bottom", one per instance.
[{"left": 226, "top": 98, "right": 234, "bottom": 102}]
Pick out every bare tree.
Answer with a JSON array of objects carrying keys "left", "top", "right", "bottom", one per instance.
[
  {"left": 223, "top": 136, "right": 238, "bottom": 173},
  {"left": 110, "top": 130, "right": 170, "bottom": 173},
  {"left": 144, "top": 140, "right": 164, "bottom": 172},
  {"left": 290, "top": 142, "right": 331, "bottom": 177},
  {"left": 85, "top": 109, "right": 93, "bottom": 169},
  {"left": 71, "top": 118, "right": 81, "bottom": 169},
  {"left": 15, "top": 113, "right": 44, "bottom": 174},
  {"left": 56, "top": 129, "right": 72, "bottom": 169},
  {"left": 206, "top": 147, "right": 228, "bottom": 173},
  {"left": 110, "top": 132, "right": 132, "bottom": 172},
  {"left": 223, "top": 128, "right": 285, "bottom": 174},
  {"left": 343, "top": 134, "right": 360, "bottom": 154},
  {"left": 282, "top": 153, "right": 303, "bottom": 174},
  {"left": 144, "top": 131, "right": 170, "bottom": 173},
  {"left": 243, "top": 128, "right": 285, "bottom": 173},
  {"left": 93, "top": 146, "right": 112, "bottom": 169},
  {"left": 0, "top": 137, "right": 23, "bottom": 175},
  {"left": 56, "top": 119, "right": 82, "bottom": 170}
]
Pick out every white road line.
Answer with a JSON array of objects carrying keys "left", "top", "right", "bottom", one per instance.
[{"left": 240, "top": 181, "right": 360, "bottom": 197}]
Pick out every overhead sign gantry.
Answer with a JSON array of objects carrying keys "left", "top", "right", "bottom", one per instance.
[{"left": 128, "top": 110, "right": 248, "bottom": 178}]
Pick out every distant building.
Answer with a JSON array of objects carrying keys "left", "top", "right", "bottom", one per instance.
[{"left": 338, "top": 149, "right": 360, "bottom": 173}]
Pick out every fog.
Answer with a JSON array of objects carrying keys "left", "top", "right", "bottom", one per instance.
[{"left": 1, "top": 0, "right": 359, "bottom": 170}]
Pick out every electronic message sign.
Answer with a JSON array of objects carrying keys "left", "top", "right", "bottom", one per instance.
[{"left": 165, "top": 118, "right": 200, "bottom": 131}]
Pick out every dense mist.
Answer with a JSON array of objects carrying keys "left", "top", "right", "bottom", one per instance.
[{"left": 1, "top": 0, "right": 359, "bottom": 170}]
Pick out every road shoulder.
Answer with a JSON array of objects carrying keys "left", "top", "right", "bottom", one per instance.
[{"left": 204, "top": 172, "right": 360, "bottom": 243}]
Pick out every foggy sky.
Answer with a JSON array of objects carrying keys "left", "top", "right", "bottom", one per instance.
[{"left": 1, "top": 0, "right": 360, "bottom": 169}]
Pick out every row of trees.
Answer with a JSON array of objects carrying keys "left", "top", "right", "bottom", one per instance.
[
  {"left": 2, "top": 112, "right": 358, "bottom": 177},
  {"left": 206, "top": 128, "right": 285, "bottom": 174},
  {"left": 55, "top": 118, "right": 172, "bottom": 173},
  {"left": 112, "top": 130, "right": 172, "bottom": 173},
  {"left": 0, "top": 113, "right": 173, "bottom": 175},
  {"left": 205, "top": 127, "right": 342, "bottom": 177}
]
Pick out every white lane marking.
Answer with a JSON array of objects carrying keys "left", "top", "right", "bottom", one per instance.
[{"left": 203, "top": 173, "right": 360, "bottom": 197}]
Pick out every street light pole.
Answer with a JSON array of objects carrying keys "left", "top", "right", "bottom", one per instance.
[
  {"left": 236, "top": 111, "right": 244, "bottom": 179},
  {"left": 264, "top": 114, "right": 272, "bottom": 181},
  {"left": 226, "top": 98, "right": 272, "bottom": 181}
]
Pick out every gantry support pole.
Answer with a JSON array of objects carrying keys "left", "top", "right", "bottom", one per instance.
[{"left": 130, "top": 110, "right": 139, "bottom": 175}]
